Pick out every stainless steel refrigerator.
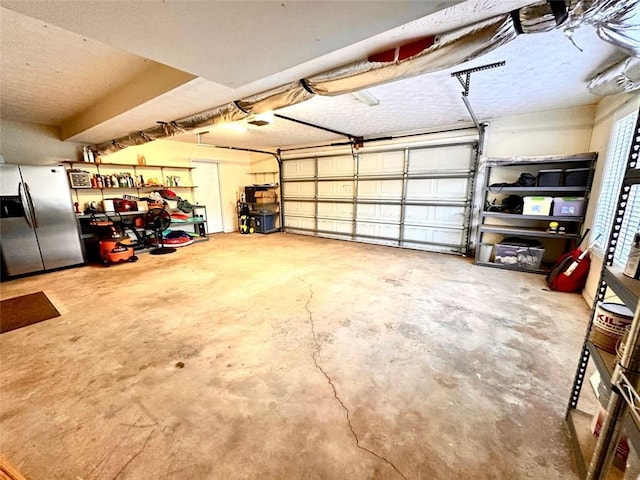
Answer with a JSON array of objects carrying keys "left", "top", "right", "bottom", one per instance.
[{"left": 1, "top": 164, "right": 85, "bottom": 277}]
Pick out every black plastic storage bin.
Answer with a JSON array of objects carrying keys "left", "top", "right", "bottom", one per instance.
[
  {"left": 537, "top": 169, "right": 563, "bottom": 187},
  {"left": 564, "top": 168, "right": 590, "bottom": 186}
]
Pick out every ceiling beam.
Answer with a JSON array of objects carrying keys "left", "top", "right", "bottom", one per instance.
[{"left": 60, "top": 63, "right": 196, "bottom": 141}]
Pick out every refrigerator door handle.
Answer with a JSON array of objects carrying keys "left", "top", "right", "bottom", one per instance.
[
  {"left": 24, "top": 182, "right": 38, "bottom": 228},
  {"left": 18, "top": 182, "right": 34, "bottom": 229}
]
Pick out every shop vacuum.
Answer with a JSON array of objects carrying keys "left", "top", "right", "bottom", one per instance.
[{"left": 89, "top": 214, "right": 138, "bottom": 266}]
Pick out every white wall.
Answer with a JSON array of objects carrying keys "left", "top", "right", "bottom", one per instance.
[{"left": 0, "top": 120, "right": 83, "bottom": 165}]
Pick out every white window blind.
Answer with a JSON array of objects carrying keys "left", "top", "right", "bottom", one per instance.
[
  {"left": 591, "top": 107, "right": 639, "bottom": 268},
  {"left": 616, "top": 183, "right": 640, "bottom": 266}
]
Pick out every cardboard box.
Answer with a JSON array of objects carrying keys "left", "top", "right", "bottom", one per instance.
[
  {"left": 255, "top": 190, "right": 277, "bottom": 203},
  {"left": 255, "top": 190, "right": 276, "bottom": 199}
]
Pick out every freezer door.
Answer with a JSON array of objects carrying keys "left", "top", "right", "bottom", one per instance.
[
  {"left": 20, "top": 165, "right": 85, "bottom": 270},
  {"left": 0, "top": 164, "right": 44, "bottom": 276}
]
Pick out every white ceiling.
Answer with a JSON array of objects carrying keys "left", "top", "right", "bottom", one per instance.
[{"left": 0, "top": 0, "right": 626, "bottom": 153}]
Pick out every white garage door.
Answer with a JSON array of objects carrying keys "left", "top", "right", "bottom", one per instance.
[{"left": 282, "top": 139, "right": 478, "bottom": 254}]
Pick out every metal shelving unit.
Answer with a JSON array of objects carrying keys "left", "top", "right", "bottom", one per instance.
[
  {"left": 565, "top": 270, "right": 640, "bottom": 479},
  {"left": 61, "top": 160, "right": 197, "bottom": 205},
  {"left": 475, "top": 153, "right": 597, "bottom": 273},
  {"left": 566, "top": 112, "right": 640, "bottom": 479},
  {"left": 77, "top": 205, "right": 208, "bottom": 260}
]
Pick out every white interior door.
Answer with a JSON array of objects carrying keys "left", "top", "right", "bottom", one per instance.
[{"left": 191, "top": 160, "right": 224, "bottom": 234}]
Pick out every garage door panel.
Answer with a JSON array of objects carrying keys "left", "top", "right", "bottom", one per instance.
[
  {"left": 356, "top": 222, "right": 400, "bottom": 238},
  {"left": 402, "top": 242, "right": 459, "bottom": 254},
  {"left": 405, "top": 178, "right": 468, "bottom": 199},
  {"left": 284, "top": 216, "right": 315, "bottom": 230},
  {"left": 408, "top": 145, "right": 473, "bottom": 172},
  {"left": 317, "top": 181, "right": 353, "bottom": 198},
  {"left": 284, "top": 201, "right": 315, "bottom": 216},
  {"left": 403, "top": 226, "right": 463, "bottom": 246},
  {"left": 357, "top": 204, "right": 401, "bottom": 222},
  {"left": 283, "top": 159, "right": 315, "bottom": 178},
  {"left": 359, "top": 151, "right": 404, "bottom": 175},
  {"left": 318, "top": 156, "right": 354, "bottom": 177},
  {"left": 283, "top": 182, "right": 315, "bottom": 198},
  {"left": 355, "top": 236, "right": 399, "bottom": 247},
  {"left": 358, "top": 180, "right": 402, "bottom": 199},
  {"left": 404, "top": 205, "right": 465, "bottom": 227},
  {"left": 318, "top": 202, "right": 354, "bottom": 219},
  {"left": 318, "top": 219, "right": 352, "bottom": 234}
]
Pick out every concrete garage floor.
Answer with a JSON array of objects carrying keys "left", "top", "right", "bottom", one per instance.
[{"left": 0, "top": 233, "right": 591, "bottom": 479}]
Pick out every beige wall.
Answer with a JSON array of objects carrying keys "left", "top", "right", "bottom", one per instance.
[
  {"left": 102, "top": 140, "right": 255, "bottom": 233},
  {"left": 484, "top": 105, "right": 596, "bottom": 157},
  {"left": 582, "top": 93, "right": 640, "bottom": 305},
  {"left": 0, "top": 120, "right": 83, "bottom": 165}
]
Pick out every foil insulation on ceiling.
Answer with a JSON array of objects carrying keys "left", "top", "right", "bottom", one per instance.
[
  {"left": 588, "top": 55, "right": 640, "bottom": 95},
  {"left": 92, "top": 1, "right": 580, "bottom": 155},
  {"left": 565, "top": 0, "right": 640, "bottom": 55},
  {"left": 303, "top": 15, "right": 516, "bottom": 96}
]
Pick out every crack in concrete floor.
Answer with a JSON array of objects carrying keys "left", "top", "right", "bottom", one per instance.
[{"left": 299, "top": 276, "right": 408, "bottom": 480}]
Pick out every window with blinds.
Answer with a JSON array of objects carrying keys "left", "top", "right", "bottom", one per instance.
[{"left": 591, "top": 107, "right": 640, "bottom": 267}]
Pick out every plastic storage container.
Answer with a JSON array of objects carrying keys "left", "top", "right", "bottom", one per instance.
[
  {"left": 564, "top": 168, "right": 590, "bottom": 187},
  {"left": 523, "top": 196, "right": 553, "bottom": 215},
  {"left": 478, "top": 244, "right": 493, "bottom": 263},
  {"left": 552, "top": 197, "right": 585, "bottom": 217},
  {"left": 494, "top": 243, "right": 545, "bottom": 269},
  {"left": 537, "top": 169, "right": 563, "bottom": 187},
  {"left": 254, "top": 212, "right": 277, "bottom": 233}
]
